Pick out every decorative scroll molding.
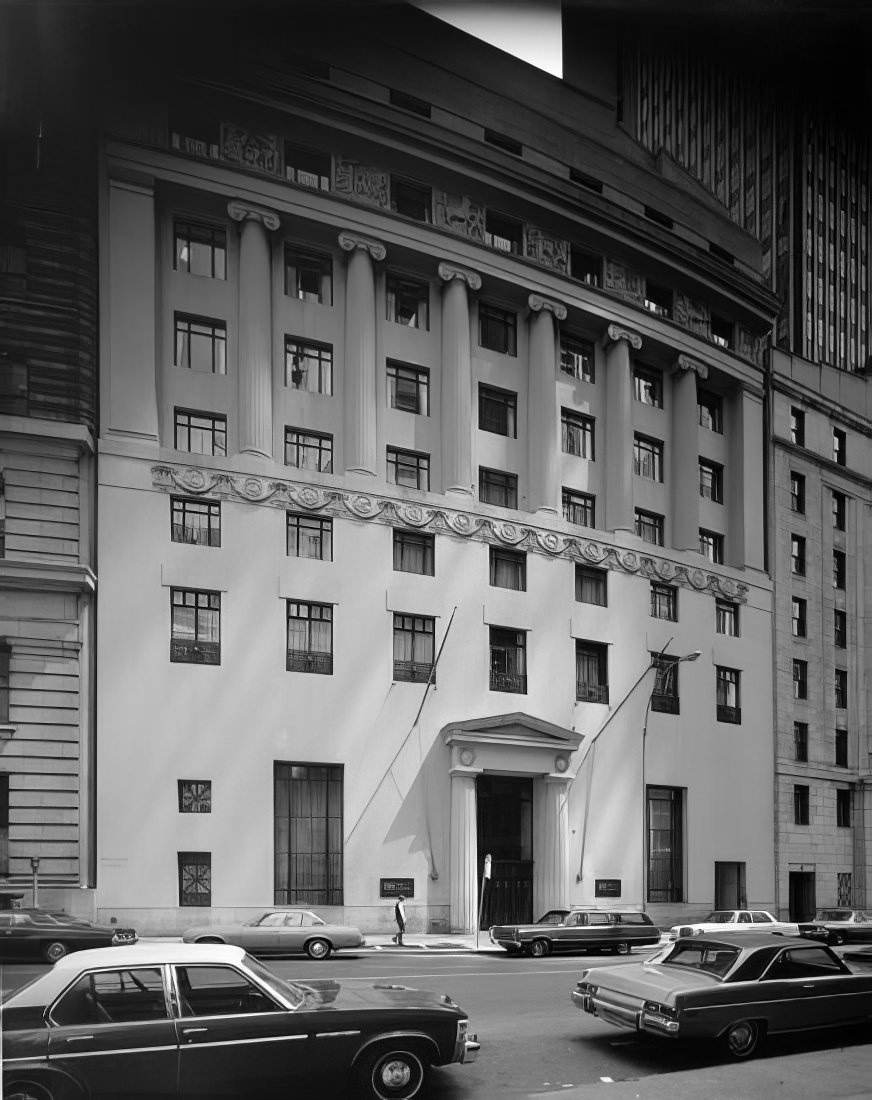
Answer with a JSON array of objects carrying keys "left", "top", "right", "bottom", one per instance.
[
  {"left": 604, "top": 323, "right": 643, "bottom": 350},
  {"left": 528, "top": 294, "right": 568, "bottom": 321},
  {"left": 221, "top": 124, "right": 280, "bottom": 176},
  {"left": 437, "top": 262, "right": 482, "bottom": 291},
  {"left": 673, "top": 354, "right": 710, "bottom": 380},
  {"left": 227, "top": 200, "right": 280, "bottom": 232},
  {"left": 338, "top": 231, "right": 387, "bottom": 263},
  {"left": 151, "top": 464, "right": 750, "bottom": 604}
]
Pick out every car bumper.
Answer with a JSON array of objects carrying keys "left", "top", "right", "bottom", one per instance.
[
  {"left": 458, "top": 1035, "right": 480, "bottom": 1063},
  {"left": 111, "top": 932, "right": 138, "bottom": 946},
  {"left": 572, "top": 991, "right": 679, "bottom": 1038}
]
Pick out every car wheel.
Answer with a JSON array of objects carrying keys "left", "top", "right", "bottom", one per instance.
[
  {"left": 195, "top": 936, "right": 225, "bottom": 944},
  {"left": 529, "top": 938, "right": 551, "bottom": 958},
  {"left": 724, "top": 1019, "right": 761, "bottom": 1059},
  {"left": 43, "top": 941, "right": 69, "bottom": 964},
  {"left": 5, "top": 1079, "right": 55, "bottom": 1100},
  {"left": 356, "top": 1044, "right": 427, "bottom": 1100},
  {"left": 305, "top": 938, "right": 331, "bottom": 960},
  {"left": 615, "top": 942, "right": 631, "bottom": 955}
]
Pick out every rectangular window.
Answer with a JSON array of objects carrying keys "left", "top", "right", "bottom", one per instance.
[
  {"left": 178, "top": 852, "right": 211, "bottom": 906},
  {"left": 793, "top": 659, "right": 808, "bottom": 700},
  {"left": 647, "top": 786, "right": 683, "bottom": 903},
  {"left": 562, "top": 488, "right": 595, "bottom": 528},
  {"left": 386, "top": 274, "right": 430, "bottom": 330},
  {"left": 790, "top": 472, "right": 806, "bottom": 514},
  {"left": 274, "top": 762, "right": 343, "bottom": 906},
  {"left": 699, "top": 529, "right": 724, "bottom": 564},
  {"left": 833, "top": 550, "right": 846, "bottom": 590},
  {"left": 393, "top": 614, "right": 436, "bottom": 683},
  {"left": 792, "top": 597, "right": 807, "bottom": 638},
  {"left": 650, "top": 654, "right": 680, "bottom": 714},
  {"left": 170, "top": 589, "right": 220, "bottom": 665},
  {"left": 570, "top": 245, "right": 601, "bottom": 285},
  {"left": 837, "top": 789, "right": 851, "bottom": 828},
  {"left": 710, "top": 313, "right": 733, "bottom": 348},
  {"left": 388, "top": 362, "right": 430, "bottom": 415},
  {"left": 832, "top": 491, "right": 846, "bottom": 531},
  {"left": 284, "top": 142, "right": 331, "bottom": 190},
  {"left": 699, "top": 459, "right": 723, "bottom": 503},
  {"left": 285, "top": 247, "right": 332, "bottom": 305},
  {"left": 174, "top": 314, "right": 226, "bottom": 374},
  {"left": 833, "top": 427, "right": 846, "bottom": 466},
  {"left": 479, "top": 303, "right": 517, "bottom": 356},
  {"left": 287, "top": 514, "right": 333, "bottom": 561},
  {"left": 794, "top": 785, "right": 809, "bottom": 826},
  {"left": 175, "top": 410, "right": 227, "bottom": 457},
  {"left": 716, "top": 666, "right": 741, "bottom": 723},
  {"left": 387, "top": 447, "right": 430, "bottom": 491},
  {"left": 716, "top": 599, "right": 738, "bottom": 636},
  {"left": 178, "top": 780, "right": 212, "bottom": 813},
  {"left": 393, "top": 529, "right": 434, "bottom": 575},
  {"left": 563, "top": 410, "right": 595, "bottom": 459},
  {"left": 559, "top": 334, "right": 595, "bottom": 382},
  {"left": 698, "top": 389, "right": 723, "bottom": 432},
  {"left": 174, "top": 220, "right": 226, "bottom": 279},
  {"left": 285, "top": 338, "right": 333, "bottom": 395},
  {"left": 286, "top": 601, "right": 333, "bottom": 675},
  {"left": 479, "top": 467, "right": 518, "bottom": 509},
  {"left": 790, "top": 407, "right": 805, "bottom": 446},
  {"left": 478, "top": 384, "right": 517, "bottom": 437},
  {"left": 791, "top": 535, "right": 806, "bottom": 576},
  {"left": 0, "top": 644, "right": 10, "bottom": 725},
  {"left": 835, "top": 728, "right": 848, "bottom": 768},
  {"left": 634, "top": 366, "right": 662, "bottom": 407},
  {"left": 284, "top": 428, "right": 333, "bottom": 473},
  {"left": 0, "top": 772, "right": 8, "bottom": 875},
  {"left": 834, "top": 609, "right": 847, "bottom": 648},
  {"left": 575, "top": 565, "right": 607, "bottom": 606},
  {"left": 390, "top": 178, "right": 432, "bottom": 223},
  {"left": 633, "top": 434, "right": 663, "bottom": 480},
  {"left": 650, "top": 583, "right": 677, "bottom": 621},
  {"left": 835, "top": 668, "right": 848, "bottom": 709},
  {"left": 489, "top": 547, "right": 526, "bottom": 591},
  {"left": 484, "top": 211, "right": 522, "bottom": 254},
  {"left": 794, "top": 722, "right": 808, "bottom": 763},
  {"left": 644, "top": 280, "right": 673, "bottom": 318},
  {"left": 575, "top": 641, "right": 609, "bottom": 704},
  {"left": 489, "top": 627, "right": 527, "bottom": 694},
  {"left": 171, "top": 497, "right": 221, "bottom": 547},
  {"left": 635, "top": 509, "right": 664, "bottom": 546}
]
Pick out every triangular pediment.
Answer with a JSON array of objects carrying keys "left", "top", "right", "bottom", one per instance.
[{"left": 442, "top": 712, "right": 582, "bottom": 750}]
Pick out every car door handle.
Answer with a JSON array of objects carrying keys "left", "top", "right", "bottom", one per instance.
[
  {"left": 802, "top": 984, "right": 815, "bottom": 990},
  {"left": 181, "top": 1027, "right": 208, "bottom": 1035},
  {"left": 65, "top": 1035, "right": 95, "bottom": 1042}
]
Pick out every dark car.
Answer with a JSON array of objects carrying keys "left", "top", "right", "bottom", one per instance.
[
  {"left": 0, "top": 910, "right": 137, "bottom": 963},
  {"left": 490, "top": 908, "right": 660, "bottom": 957},
  {"left": 573, "top": 931, "right": 872, "bottom": 1059},
  {"left": 1, "top": 943, "right": 479, "bottom": 1100},
  {"left": 799, "top": 908, "right": 872, "bottom": 946}
]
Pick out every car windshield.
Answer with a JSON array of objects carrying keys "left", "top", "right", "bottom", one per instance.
[
  {"left": 241, "top": 954, "right": 305, "bottom": 1006},
  {"left": 661, "top": 940, "right": 739, "bottom": 978},
  {"left": 703, "top": 912, "right": 737, "bottom": 923},
  {"left": 816, "top": 910, "right": 852, "bottom": 922},
  {"left": 537, "top": 911, "right": 566, "bottom": 924}
]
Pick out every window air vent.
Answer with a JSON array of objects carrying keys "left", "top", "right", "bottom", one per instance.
[{"left": 484, "top": 129, "right": 522, "bottom": 156}]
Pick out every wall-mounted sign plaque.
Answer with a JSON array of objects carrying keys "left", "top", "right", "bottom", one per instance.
[
  {"left": 595, "top": 879, "right": 621, "bottom": 897},
  {"left": 380, "top": 878, "right": 414, "bottom": 898}
]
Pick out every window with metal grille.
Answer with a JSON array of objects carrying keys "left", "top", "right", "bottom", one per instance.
[
  {"left": 699, "top": 529, "right": 724, "bottom": 564},
  {"left": 790, "top": 472, "right": 805, "bottom": 514},
  {"left": 171, "top": 497, "right": 221, "bottom": 547},
  {"left": 792, "top": 597, "right": 807, "bottom": 638},
  {"left": 716, "top": 666, "right": 741, "bottom": 723},
  {"left": 633, "top": 434, "right": 663, "bottom": 480},
  {"left": 170, "top": 589, "right": 220, "bottom": 665},
  {"left": 837, "top": 872, "right": 852, "bottom": 906},
  {"left": 716, "top": 599, "right": 738, "bottom": 636},
  {"left": 562, "top": 488, "right": 595, "bottom": 528},
  {"left": 285, "top": 338, "right": 333, "bottom": 395},
  {"left": 790, "top": 407, "right": 805, "bottom": 446},
  {"left": 287, "top": 514, "right": 332, "bottom": 561},
  {"left": 174, "top": 314, "right": 226, "bottom": 374},
  {"left": 832, "top": 491, "right": 846, "bottom": 530},
  {"left": 837, "top": 789, "right": 851, "bottom": 828},
  {"left": 386, "top": 274, "right": 429, "bottom": 330},
  {"left": 387, "top": 447, "right": 430, "bottom": 491},
  {"left": 178, "top": 780, "right": 212, "bottom": 813},
  {"left": 178, "top": 852, "right": 211, "bottom": 906},
  {"left": 489, "top": 547, "right": 526, "bottom": 591},
  {"left": 390, "top": 178, "right": 432, "bottom": 222},
  {"left": 793, "top": 785, "right": 809, "bottom": 826},
  {"left": 635, "top": 509, "right": 664, "bottom": 546},
  {"left": 274, "top": 763, "right": 343, "bottom": 906},
  {"left": 284, "top": 428, "right": 333, "bottom": 473},
  {"left": 559, "top": 334, "right": 595, "bottom": 382},
  {"left": 576, "top": 641, "right": 609, "bottom": 704},
  {"left": 575, "top": 565, "right": 606, "bottom": 606},
  {"left": 791, "top": 534, "right": 806, "bottom": 576},
  {"left": 699, "top": 459, "right": 723, "bottom": 502},
  {"left": 174, "top": 220, "right": 226, "bottom": 279},
  {"left": 489, "top": 628, "right": 527, "bottom": 694},
  {"left": 284, "top": 142, "right": 331, "bottom": 190},
  {"left": 650, "top": 583, "right": 677, "bottom": 621},
  {"left": 387, "top": 362, "right": 430, "bottom": 415},
  {"left": 479, "top": 303, "right": 517, "bottom": 356},
  {"left": 478, "top": 384, "right": 517, "bottom": 437},
  {"left": 650, "top": 654, "right": 680, "bottom": 713},
  {"left": 284, "top": 247, "right": 332, "bottom": 304},
  {"left": 698, "top": 389, "right": 723, "bottom": 432},
  {"left": 794, "top": 722, "right": 808, "bottom": 763},
  {"left": 834, "top": 609, "right": 847, "bottom": 648},
  {"left": 393, "top": 529, "right": 434, "bottom": 575},
  {"left": 835, "top": 728, "right": 848, "bottom": 767},
  {"left": 174, "top": 410, "right": 227, "bottom": 457},
  {"left": 793, "top": 659, "right": 808, "bottom": 700},
  {"left": 634, "top": 366, "right": 662, "bottom": 407},
  {"left": 393, "top": 614, "right": 435, "bottom": 683},
  {"left": 647, "top": 786, "right": 683, "bottom": 903},
  {"left": 286, "top": 602, "right": 333, "bottom": 675},
  {"left": 479, "top": 467, "right": 518, "bottom": 509},
  {"left": 835, "top": 668, "right": 848, "bottom": 709},
  {"left": 563, "top": 410, "right": 595, "bottom": 458}
]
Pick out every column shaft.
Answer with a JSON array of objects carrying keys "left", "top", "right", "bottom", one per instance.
[
  {"left": 342, "top": 243, "right": 380, "bottom": 476},
  {"left": 671, "top": 365, "right": 701, "bottom": 550},
  {"left": 449, "top": 772, "right": 478, "bottom": 933},
  {"left": 528, "top": 300, "right": 563, "bottom": 515},
  {"left": 233, "top": 211, "right": 275, "bottom": 458},
  {"left": 440, "top": 267, "right": 477, "bottom": 496},
  {"left": 604, "top": 332, "right": 637, "bottom": 532},
  {"left": 536, "top": 779, "right": 571, "bottom": 915}
]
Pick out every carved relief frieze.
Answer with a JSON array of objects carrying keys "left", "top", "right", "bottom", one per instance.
[
  {"left": 333, "top": 157, "right": 389, "bottom": 209},
  {"left": 735, "top": 325, "right": 766, "bottom": 367},
  {"left": 524, "top": 226, "right": 570, "bottom": 273},
  {"left": 221, "top": 124, "right": 280, "bottom": 175},
  {"left": 151, "top": 464, "right": 749, "bottom": 604},
  {"left": 674, "top": 293, "right": 711, "bottom": 337},
  {"left": 603, "top": 259, "right": 645, "bottom": 302},
  {"left": 433, "top": 190, "right": 485, "bottom": 242}
]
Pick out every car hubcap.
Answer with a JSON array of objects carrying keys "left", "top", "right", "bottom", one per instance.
[
  {"left": 730, "top": 1024, "right": 754, "bottom": 1052},
  {"left": 380, "top": 1059, "right": 412, "bottom": 1089}
]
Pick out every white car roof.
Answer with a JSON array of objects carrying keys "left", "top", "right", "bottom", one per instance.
[{"left": 51, "top": 942, "right": 248, "bottom": 972}]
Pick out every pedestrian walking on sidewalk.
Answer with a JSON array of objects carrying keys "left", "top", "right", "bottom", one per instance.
[{"left": 393, "top": 895, "right": 406, "bottom": 945}]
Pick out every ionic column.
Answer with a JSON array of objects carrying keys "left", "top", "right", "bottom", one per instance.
[
  {"left": 727, "top": 385, "right": 765, "bottom": 570},
  {"left": 528, "top": 295, "right": 567, "bottom": 516},
  {"left": 449, "top": 771, "right": 478, "bottom": 933},
  {"left": 228, "top": 201, "right": 280, "bottom": 458},
  {"left": 671, "top": 355, "right": 708, "bottom": 551},
  {"left": 604, "top": 324, "right": 642, "bottom": 532},
  {"left": 438, "top": 263, "right": 481, "bottom": 497},
  {"left": 536, "top": 777, "right": 571, "bottom": 915},
  {"left": 340, "top": 232, "right": 385, "bottom": 477}
]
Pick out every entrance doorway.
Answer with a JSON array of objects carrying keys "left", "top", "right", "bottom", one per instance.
[
  {"left": 789, "top": 871, "right": 815, "bottom": 922},
  {"left": 714, "top": 862, "right": 746, "bottom": 910},
  {"left": 476, "top": 775, "right": 533, "bottom": 927}
]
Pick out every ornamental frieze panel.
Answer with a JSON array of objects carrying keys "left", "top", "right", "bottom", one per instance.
[
  {"left": 524, "top": 226, "right": 569, "bottom": 273},
  {"left": 221, "top": 124, "right": 280, "bottom": 175},
  {"left": 603, "top": 259, "right": 645, "bottom": 302},
  {"left": 735, "top": 325, "right": 766, "bottom": 367},
  {"left": 333, "top": 158, "right": 389, "bottom": 209},
  {"left": 151, "top": 465, "right": 748, "bottom": 604},
  {"left": 433, "top": 190, "right": 485, "bottom": 242},
  {"left": 673, "top": 293, "right": 711, "bottom": 337}
]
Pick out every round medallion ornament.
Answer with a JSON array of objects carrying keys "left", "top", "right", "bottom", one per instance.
[
  {"left": 243, "top": 478, "right": 263, "bottom": 498},
  {"left": 298, "top": 487, "right": 322, "bottom": 508},
  {"left": 555, "top": 754, "right": 569, "bottom": 774},
  {"left": 459, "top": 748, "right": 476, "bottom": 767},
  {"left": 185, "top": 470, "right": 207, "bottom": 491}
]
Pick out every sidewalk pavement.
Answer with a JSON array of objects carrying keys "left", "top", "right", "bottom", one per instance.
[{"left": 137, "top": 932, "right": 502, "bottom": 952}]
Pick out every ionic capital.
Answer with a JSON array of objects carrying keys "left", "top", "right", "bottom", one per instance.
[
  {"left": 673, "top": 354, "right": 710, "bottom": 380},
  {"left": 338, "top": 231, "right": 386, "bottom": 262},
  {"left": 437, "top": 262, "right": 482, "bottom": 291},
  {"left": 528, "top": 294, "right": 567, "bottom": 321},
  {"left": 227, "top": 200, "right": 280, "bottom": 231},
  {"left": 603, "top": 323, "right": 643, "bottom": 351}
]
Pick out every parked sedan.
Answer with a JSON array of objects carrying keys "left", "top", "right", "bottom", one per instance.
[
  {"left": 798, "top": 908, "right": 872, "bottom": 946},
  {"left": 0, "top": 910, "right": 137, "bottom": 963},
  {"left": 1, "top": 943, "right": 480, "bottom": 1100},
  {"left": 573, "top": 931, "right": 872, "bottom": 1059},
  {"left": 182, "top": 907, "right": 365, "bottom": 959},
  {"left": 491, "top": 908, "right": 660, "bottom": 957},
  {"left": 668, "top": 909, "right": 798, "bottom": 940}
]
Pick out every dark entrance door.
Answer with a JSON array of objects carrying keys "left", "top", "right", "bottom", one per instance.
[
  {"left": 789, "top": 871, "right": 816, "bottom": 922},
  {"left": 476, "top": 775, "right": 533, "bottom": 927}
]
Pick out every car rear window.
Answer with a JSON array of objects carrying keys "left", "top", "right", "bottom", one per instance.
[
  {"left": 664, "top": 941, "right": 739, "bottom": 977},
  {"left": 817, "top": 910, "right": 851, "bottom": 922},
  {"left": 616, "top": 913, "right": 652, "bottom": 925}
]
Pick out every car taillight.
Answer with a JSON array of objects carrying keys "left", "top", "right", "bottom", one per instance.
[
  {"left": 643, "top": 1000, "right": 676, "bottom": 1017},
  {"left": 456, "top": 1019, "right": 468, "bottom": 1042}
]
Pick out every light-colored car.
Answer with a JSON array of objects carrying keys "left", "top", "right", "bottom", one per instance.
[
  {"left": 182, "top": 907, "right": 365, "bottom": 959},
  {"left": 668, "top": 909, "right": 798, "bottom": 940}
]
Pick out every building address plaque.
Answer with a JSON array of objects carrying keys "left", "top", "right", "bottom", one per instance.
[{"left": 380, "top": 878, "right": 414, "bottom": 898}]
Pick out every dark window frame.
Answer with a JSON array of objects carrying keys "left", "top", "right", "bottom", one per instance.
[
  {"left": 576, "top": 641, "right": 609, "bottom": 704},
  {"left": 834, "top": 609, "right": 847, "bottom": 648},
  {"left": 634, "top": 365, "right": 663, "bottom": 408},
  {"left": 794, "top": 785, "right": 809, "bottom": 826},
  {"left": 832, "top": 491, "right": 846, "bottom": 531},
  {"left": 791, "top": 534, "right": 806, "bottom": 576},
  {"left": 699, "top": 458, "right": 724, "bottom": 503},
  {"left": 575, "top": 565, "right": 607, "bottom": 606},
  {"left": 489, "top": 546, "right": 526, "bottom": 591},
  {"left": 794, "top": 722, "right": 808, "bottom": 763},
  {"left": 650, "top": 582, "right": 678, "bottom": 621},
  {"left": 286, "top": 601, "right": 334, "bottom": 675},
  {"left": 559, "top": 333, "right": 595, "bottom": 382},
  {"left": 478, "top": 384, "right": 517, "bottom": 437},
  {"left": 171, "top": 497, "right": 221, "bottom": 548},
  {"left": 835, "top": 728, "right": 848, "bottom": 768},
  {"left": 285, "top": 337, "right": 333, "bottom": 395},
  {"left": 700, "top": 529, "right": 724, "bottom": 564},
  {"left": 387, "top": 447, "right": 430, "bottom": 491},
  {"left": 835, "top": 668, "right": 848, "bottom": 709},
  {"left": 388, "top": 361, "right": 430, "bottom": 416},
  {"left": 837, "top": 789, "right": 851, "bottom": 828},
  {"left": 646, "top": 786, "right": 684, "bottom": 903},
  {"left": 174, "top": 219, "right": 227, "bottom": 279},
  {"left": 170, "top": 588, "right": 221, "bottom": 665},
  {"left": 393, "top": 613, "right": 436, "bottom": 683},
  {"left": 178, "top": 851, "right": 212, "bottom": 906},
  {"left": 392, "top": 529, "right": 435, "bottom": 576},
  {"left": 834, "top": 549, "right": 846, "bottom": 590},
  {"left": 284, "top": 246, "right": 333, "bottom": 304},
  {"left": 284, "top": 428, "right": 333, "bottom": 473},
  {"left": 792, "top": 596, "right": 807, "bottom": 638},
  {"left": 698, "top": 389, "right": 723, "bottom": 432},
  {"left": 716, "top": 666, "right": 741, "bottom": 723},
  {"left": 284, "top": 142, "right": 331, "bottom": 190},
  {"left": 484, "top": 210, "right": 523, "bottom": 253},
  {"left": 793, "top": 659, "right": 808, "bottom": 700},
  {"left": 562, "top": 409, "right": 595, "bottom": 459},
  {"left": 650, "top": 653, "right": 680, "bottom": 714},
  {"left": 634, "top": 433, "right": 663, "bottom": 481},
  {"left": 635, "top": 509, "right": 664, "bottom": 546},
  {"left": 479, "top": 467, "right": 518, "bottom": 509},
  {"left": 479, "top": 302, "right": 517, "bottom": 356},
  {"left": 178, "top": 780, "right": 212, "bottom": 813},
  {"left": 790, "top": 407, "right": 805, "bottom": 446},
  {"left": 833, "top": 427, "right": 847, "bottom": 466},
  {"left": 385, "top": 273, "right": 430, "bottom": 330},
  {"left": 489, "top": 627, "right": 527, "bottom": 694},
  {"left": 790, "top": 472, "right": 806, "bottom": 514},
  {"left": 716, "top": 599, "right": 738, "bottom": 636},
  {"left": 174, "top": 313, "right": 226, "bottom": 375},
  {"left": 390, "top": 177, "right": 432, "bottom": 223},
  {"left": 174, "top": 409, "right": 227, "bottom": 457},
  {"left": 274, "top": 762, "right": 343, "bottom": 906},
  {"left": 286, "top": 513, "right": 333, "bottom": 561}
]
